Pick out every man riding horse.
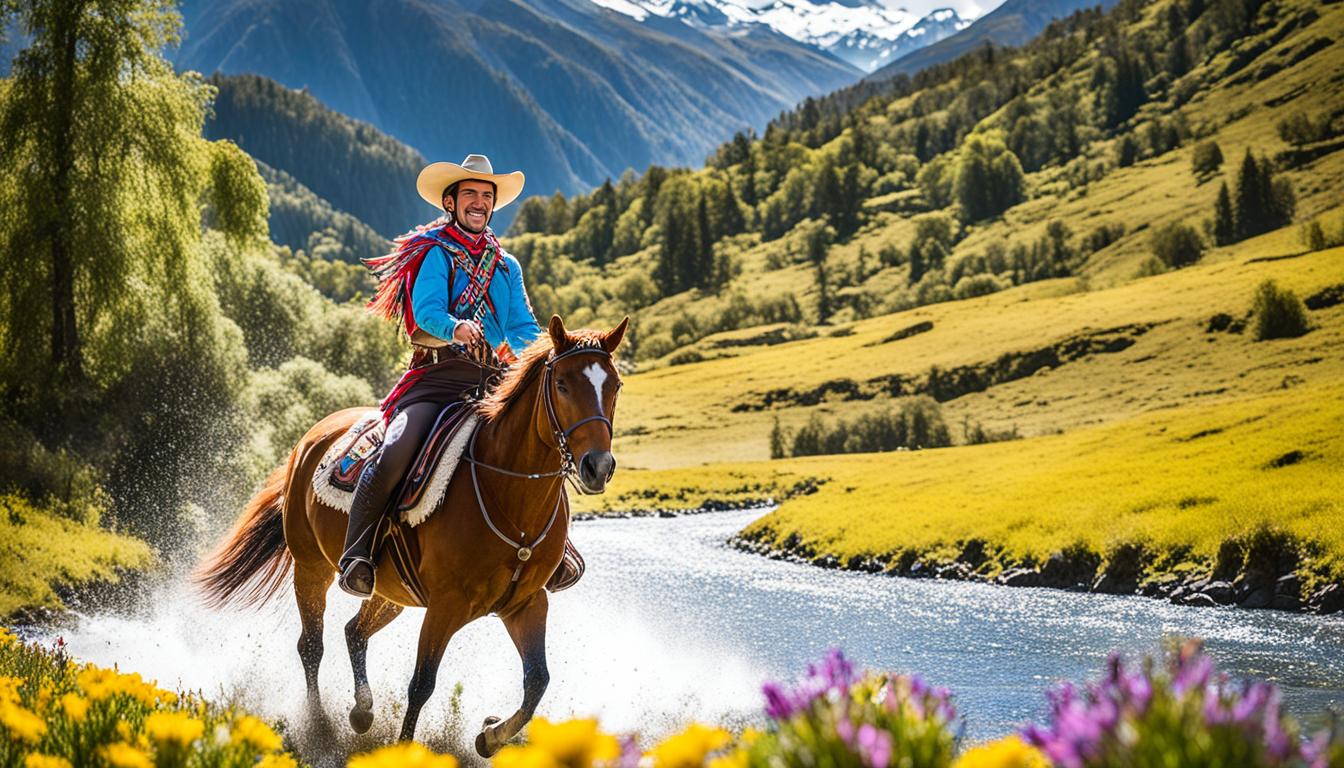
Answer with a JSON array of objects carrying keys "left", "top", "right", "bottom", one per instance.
[{"left": 339, "top": 153, "right": 541, "bottom": 598}]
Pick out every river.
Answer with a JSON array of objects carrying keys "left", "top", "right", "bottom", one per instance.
[{"left": 42, "top": 507, "right": 1344, "bottom": 755}]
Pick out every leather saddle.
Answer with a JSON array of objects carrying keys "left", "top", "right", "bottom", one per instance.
[
  {"left": 326, "top": 402, "right": 584, "bottom": 606},
  {"left": 327, "top": 402, "right": 473, "bottom": 512}
]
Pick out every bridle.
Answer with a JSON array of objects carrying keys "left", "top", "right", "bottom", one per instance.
[{"left": 460, "top": 343, "right": 615, "bottom": 578}]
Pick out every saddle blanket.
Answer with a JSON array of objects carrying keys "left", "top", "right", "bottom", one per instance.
[{"left": 312, "top": 407, "right": 478, "bottom": 527}]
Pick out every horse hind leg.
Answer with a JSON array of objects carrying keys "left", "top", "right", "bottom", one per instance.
[
  {"left": 345, "top": 595, "right": 403, "bottom": 734},
  {"left": 477, "top": 590, "right": 550, "bottom": 757},
  {"left": 293, "top": 562, "right": 334, "bottom": 710}
]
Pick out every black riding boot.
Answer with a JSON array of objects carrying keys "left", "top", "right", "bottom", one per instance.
[{"left": 338, "top": 460, "right": 386, "bottom": 598}]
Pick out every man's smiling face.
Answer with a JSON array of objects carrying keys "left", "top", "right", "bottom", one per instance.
[{"left": 445, "top": 179, "right": 496, "bottom": 233}]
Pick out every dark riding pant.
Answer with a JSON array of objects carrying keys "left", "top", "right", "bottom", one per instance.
[{"left": 338, "top": 355, "right": 496, "bottom": 596}]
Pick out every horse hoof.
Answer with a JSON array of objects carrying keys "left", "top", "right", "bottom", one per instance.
[
  {"left": 475, "top": 715, "right": 503, "bottom": 757},
  {"left": 349, "top": 706, "right": 374, "bottom": 734}
]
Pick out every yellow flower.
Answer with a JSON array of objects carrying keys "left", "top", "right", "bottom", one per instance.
[
  {"left": 231, "top": 715, "right": 283, "bottom": 753},
  {"left": 0, "top": 676, "right": 23, "bottom": 703},
  {"left": 650, "top": 724, "right": 731, "bottom": 768},
  {"left": 951, "top": 736, "right": 1050, "bottom": 768},
  {"left": 60, "top": 694, "right": 88, "bottom": 723},
  {"left": 257, "top": 755, "right": 300, "bottom": 768},
  {"left": 493, "top": 744, "right": 560, "bottom": 768},
  {"left": 348, "top": 741, "right": 459, "bottom": 768},
  {"left": 99, "top": 742, "right": 153, "bottom": 768},
  {"left": 707, "top": 747, "right": 750, "bottom": 768},
  {"left": 24, "top": 755, "right": 73, "bottom": 768},
  {"left": 527, "top": 717, "right": 621, "bottom": 767},
  {"left": 146, "top": 710, "right": 205, "bottom": 747},
  {"left": 1, "top": 701, "right": 48, "bottom": 744},
  {"left": 75, "top": 666, "right": 170, "bottom": 706},
  {"left": 0, "top": 627, "right": 16, "bottom": 646}
]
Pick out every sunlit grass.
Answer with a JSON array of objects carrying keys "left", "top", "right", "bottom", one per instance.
[
  {"left": 587, "top": 382, "right": 1344, "bottom": 585},
  {"left": 0, "top": 495, "right": 154, "bottom": 618}
]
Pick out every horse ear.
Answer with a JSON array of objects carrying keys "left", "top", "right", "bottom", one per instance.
[
  {"left": 602, "top": 316, "right": 630, "bottom": 354},
  {"left": 548, "top": 315, "right": 569, "bottom": 351}
]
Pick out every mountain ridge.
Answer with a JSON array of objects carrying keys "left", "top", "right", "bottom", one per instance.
[{"left": 175, "top": 0, "right": 861, "bottom": 214}]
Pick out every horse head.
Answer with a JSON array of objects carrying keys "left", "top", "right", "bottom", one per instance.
[{"left": 542, "top": 314, "right": 628, "bottom": 494}]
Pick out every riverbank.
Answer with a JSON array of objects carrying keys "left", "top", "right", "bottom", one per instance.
[
  {"left": 0, "top": 494, "right": 155, "bottom": 622},
  {"left": 576, "top": 382, "right": 1344, "bottom": 615}
]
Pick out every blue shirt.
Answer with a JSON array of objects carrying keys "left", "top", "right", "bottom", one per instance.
[{"left": 410, "top": 245, "right": 542, "bottom": 351}]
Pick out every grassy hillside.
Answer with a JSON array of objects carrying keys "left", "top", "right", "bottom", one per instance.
[
  {"left": 606, "top": 231, "right": 1342, "bottom": 469},
  {"left": 0, "top": 495, "right": 154, "bottom": 619},
  {"left": 576, "top": 373, "right": 1344, "bottom": 600},
  {"left": 502, "top": 0, "right": 1343, "bottom": 365}
]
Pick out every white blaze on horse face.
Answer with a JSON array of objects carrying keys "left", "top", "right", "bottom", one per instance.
[{"left": 582, "top": 362, "right": 608, "bottom": 413}]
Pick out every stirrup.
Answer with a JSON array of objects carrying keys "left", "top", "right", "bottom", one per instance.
[{"left": 338, "top": 556, "right": 376, "bottom": 599}]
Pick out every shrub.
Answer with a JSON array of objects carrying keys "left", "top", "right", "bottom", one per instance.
[
  {"left": 1114, "top": 134, "right": 1139, "bottom": 167},
  {"left": 1133, "top": 256, "right": 1167, "bottom": 278},
  {"left": 1275, "top": 111, "right": 1327, "bottom": 147},
  {"left": 954, "top": 135, "right": 1026, "bottom": 221},
  {"left": 1250, "top": 280, "right": 1310, "bottom": 340},
  {"left": 952, "top": 273, "right": 1009, "bottom": 300},
  {"left": 1191, "top": 140, "right": 1223, "bottom": 177},
  {"left": 1149, "top": 222, "right": 1204, "bottom": 268},
  {"left": 791, "top": 398, "right": 952, "bottom": 458}
]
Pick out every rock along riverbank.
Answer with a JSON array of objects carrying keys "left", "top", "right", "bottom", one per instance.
[{"left": 728, "top": 517, "right": 1344, "bottom": 617}]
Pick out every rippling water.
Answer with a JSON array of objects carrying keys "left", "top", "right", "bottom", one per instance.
[{"left": 39, "top": 507, "right": 1344, "bottom": 754}]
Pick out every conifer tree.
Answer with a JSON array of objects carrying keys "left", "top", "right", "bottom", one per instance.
[{"left": 1213, "top": 182, "right": 1235, "bottom": 245}]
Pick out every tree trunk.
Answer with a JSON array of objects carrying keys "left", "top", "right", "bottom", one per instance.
[{"left": 49, "top": 1, "right": 83, "bottom": 383}]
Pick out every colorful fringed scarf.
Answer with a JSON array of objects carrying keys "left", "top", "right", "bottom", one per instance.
[
  {"left": 364, "top": 219, "right": 510, "bottom": 419},
  {"left": 364, "top": 219, "right": 508, "bottom": 337}
]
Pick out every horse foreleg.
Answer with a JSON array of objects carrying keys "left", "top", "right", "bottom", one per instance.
[
  {"left": 476, "top": 590, "right": 550, "bottom": 757},
  {"left": 399, "top": 603, "right": 469, "bottom": 743},
  {"left": 345, "top": 596, "right": 404, "bottom": 734},
  {"left": 293, "top": 563, "right": 334, "bottom": 710}
]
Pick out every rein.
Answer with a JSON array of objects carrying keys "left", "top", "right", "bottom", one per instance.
[{"left": 460, "top": 345, "right": 613, "bottom": 605}]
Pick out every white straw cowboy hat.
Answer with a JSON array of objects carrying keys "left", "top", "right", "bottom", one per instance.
[{"left": 416, "top": 153, "right": 525, "bottom": 211}]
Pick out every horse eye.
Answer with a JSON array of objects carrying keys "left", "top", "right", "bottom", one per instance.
[{"left": 556, "top": 380, "right": 569, "bottom": 394}]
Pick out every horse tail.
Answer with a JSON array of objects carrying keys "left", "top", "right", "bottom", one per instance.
[{"left": 193, "top": 455, "right": 294, "bottom": 609}]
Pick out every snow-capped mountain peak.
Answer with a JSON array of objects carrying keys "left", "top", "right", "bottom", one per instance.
[{"left": 589, "top": 0, "right": 974, "bottom": 72}]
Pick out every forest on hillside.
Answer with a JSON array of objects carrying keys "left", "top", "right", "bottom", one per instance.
[
  {"left": 0, "top": 1, "right": 404, "bottom": 553},
  {"left": 501, "top": 0, "right": 1340, "bottom": 364}
]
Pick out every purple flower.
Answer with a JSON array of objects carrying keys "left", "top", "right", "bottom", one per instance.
[
  {"left": 856, "top": 724, "right": 892, "bottom": 768},
  {"left": 762, "top": 681, "right": 799, "bottom": 720}
]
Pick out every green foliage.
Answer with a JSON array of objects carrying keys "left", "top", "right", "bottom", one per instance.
[
  {"left": 1191, "top": 140, "right": 1224, "bottom": 177},
  {"left": 953, "top": 134, "right": 1026, "bottom": 221},
  {"left": 1114, "top": 134, "right": 1140, "bottom": 167},
  {"left": 0, "top": 494, "right": 153, "bottom": 617},
  {"left": 0, "top": 0, "right": 224, "bottom": 391},
  {"left": 917, "top": 156, "right": 955, "bottom": 209},
  {"left": 1213, "top": 182, "right": 1236, "bottom": 245},
  {"left": 1275, "top": 111, "right": 1330, "bottom": 147},
  {"left": 1229, "top": 150, "right": 1296, "bottom": 242},
  {"left": 1250, "top": 280, "right": 1309, "bottom": 341},
  {"left": 0, "top": 419, "right": 106, "bottom": 526},
  {"left": 1150, "top": 222, "right": 1205, "bottom": 268},
  {"left": 245, "top": 357, "right": 374, "bottom": 461},
  {"left": 260, "top": 162, "right": 389, "bottom": 266},
  {"left": 206, "top": 72, "right": 425, "bottom": 237},
  {"left": 788, "top": 398, "right": 952, "bottom": 458}
]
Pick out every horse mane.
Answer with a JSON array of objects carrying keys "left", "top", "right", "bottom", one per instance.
[{"left": 476, "top": 330, "right": 608, "bottom": 423}]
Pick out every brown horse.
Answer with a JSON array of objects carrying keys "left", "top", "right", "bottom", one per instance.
[{"left": 194, "top": 315, "right": 627, "bottom": 755}]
